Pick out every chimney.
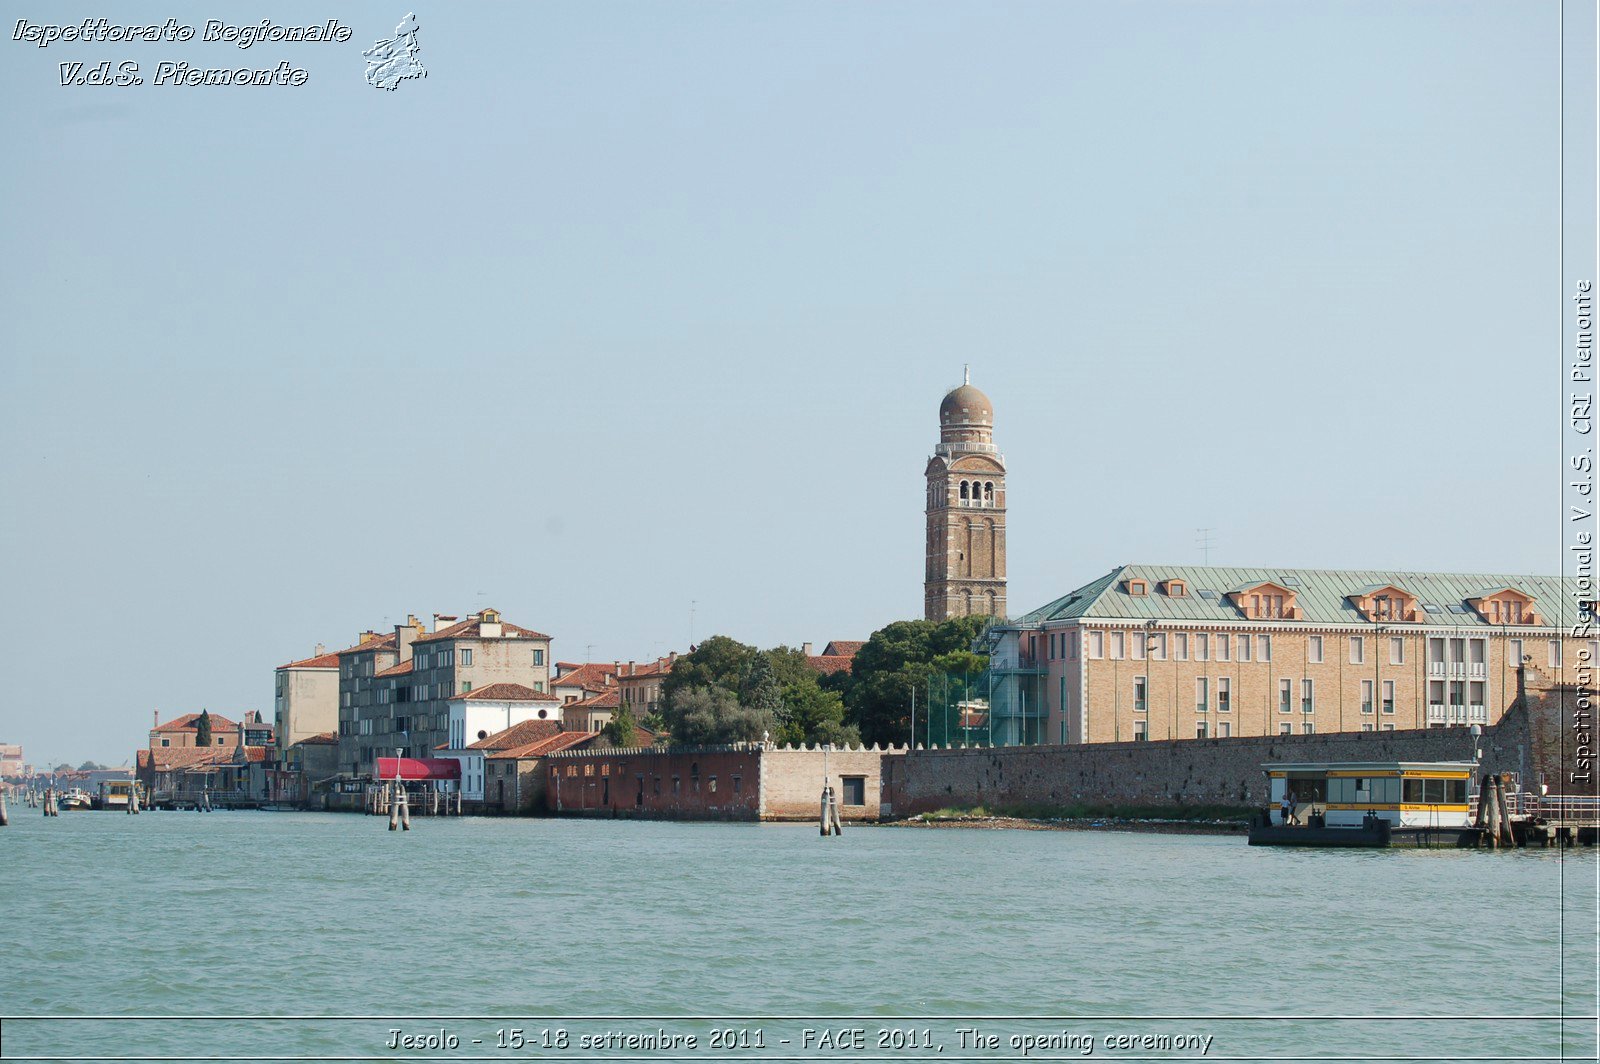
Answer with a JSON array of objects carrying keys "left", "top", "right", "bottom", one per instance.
[
  {"left": 433, "top": 613, "right": 458, "bottom": 633},
  {"left": 628, "top": 660, "right": 636, "bottom": 676},
  {"left": 314, "top": 642, "right": 326, "bottom": 657},
  {"left": 396, "top": 618, "right": 420, "bottom": 663},
  {"left": 153, "top": 709, "right": 159, "bottom": 727},
  {"left": 237, "top": 719, "right": 246, "bottom": 748},
  {"left": 802, "top": 642, "right": 814, "bottom": 656}
]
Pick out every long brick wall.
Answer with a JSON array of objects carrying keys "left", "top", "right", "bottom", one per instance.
[{"left": 883, "top": 728, "right": 1494, "bottom": 816}]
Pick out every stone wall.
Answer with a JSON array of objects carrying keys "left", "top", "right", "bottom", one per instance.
[
  {"left": 882, "top": 728, "right": 1485, "bottom": 816},
  {"left": 761, "top": 746, "right": 898, "bottom": 820}
]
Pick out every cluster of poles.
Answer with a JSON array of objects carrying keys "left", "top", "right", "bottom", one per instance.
[{"left": 1475, "top": 773, "right": 1517, "bottom": 848}]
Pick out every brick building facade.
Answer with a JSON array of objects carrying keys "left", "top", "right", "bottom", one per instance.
[{"left": 925, "top": 371, "right": 1006, "bottom": 621}]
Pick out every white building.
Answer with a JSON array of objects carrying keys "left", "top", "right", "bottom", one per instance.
[{"left": 437, "top": 684, "right": 562, "bottom": 801}]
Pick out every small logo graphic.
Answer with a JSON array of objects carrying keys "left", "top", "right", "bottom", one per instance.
[{"left": 364, "top": 13, "right": 425, "bottom": 90}]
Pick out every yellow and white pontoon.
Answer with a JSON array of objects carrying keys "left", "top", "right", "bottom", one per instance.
[{"left": 1250, "top": 761, "right": 1477, "bottom": 847}]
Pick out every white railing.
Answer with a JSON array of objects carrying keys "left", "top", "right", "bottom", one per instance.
[
  {"left": 1468, "top": 704, "right": 1488, "bottom": 723},
  {"left": 1427, "top": 703, "right": 1446, "bottom": 723}
]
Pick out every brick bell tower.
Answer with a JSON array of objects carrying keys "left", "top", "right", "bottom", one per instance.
[{"left": 924, "top": 368, "right": 1007, "bottom": 620}]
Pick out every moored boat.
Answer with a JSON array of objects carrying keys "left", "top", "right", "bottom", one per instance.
[
  {"left": 1247, "top": 761, "right": 1477, "bottom": 848},
  {"left": 57, "top": 788, "right": 94, "bottom": 811}
]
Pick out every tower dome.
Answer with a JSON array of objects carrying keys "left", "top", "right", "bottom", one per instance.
[{"left": 939, "top": 382, "right": 993, "bottom": 428}]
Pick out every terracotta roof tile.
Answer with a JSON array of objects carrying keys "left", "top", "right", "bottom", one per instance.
[
  {"left": 486, "top": 731, "right": 597, "bottom": 760},
  {"left": 806, "top": 655, "right": 854, "bottom": 675},
  {"left": 822, "top": 640, "right": 866, "bottom": 657},
  {"left": 466, "top": 718, "right": 564, "bottom": 751},
  {"left": 415, "top": 616, "right": 550, "bottom": 644},
  {"left": 375, "top": 659, "right": 415, "bottom": 678},
  {"left": 277, "top": 652, "right": 342, "bottom": 670},
  {"left": 617, "top": 656, "right": 676, "bottom": 679},
  {"left": 335, "top": 633, "right": 398, "bottom": 657},
  {"left": 153, "top": 712, "right": 239, "bottom": 733},
  {"left": 570, "top": 689, "right": 620, "bottom": 710},
  {"left": 294, "top": 732, "right": 338, "bottom": 746},
  {"left": 551, "top": 663, "right": 620, "bottom": 692},
  {"left": 446, "top": 682, "right": 559, "bottom": 702}
]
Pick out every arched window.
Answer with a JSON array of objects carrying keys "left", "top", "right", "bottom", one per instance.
[
  {"left": 984, "top": 481, "right": 994, "bottom": 504},
  {"left": 960, "top": 481, "right": 970, "bottom": 500}
]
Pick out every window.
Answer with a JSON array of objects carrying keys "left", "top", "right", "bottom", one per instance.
[
  {"left": 1239, "top": 635, "right": 1252, "bottom": 662},
  {"left": 1550, "top": 640, "right": 1563, "bottom": 668},
  {"left": 1070, "top": 632, "right": 1078, "bottom": 660},
  {"left": 1509, "top": 638, "right": 1523, "bottom": 664},
  {"left": 1218, "top": 721, "right": 1231, "bottom": 737},
  {"left": 1361, "top": 680, "right": 1374, "bottom": 714},
  {"left": 708, "top": 776, "right": 717, "bottom": 793},
  {"left": 841, "top": 776, "right": 865, "bottom": 805},
  {"left": 1308, "top": 635, "right": 1324, "bottom": 664},
  {"left": 460, "top": 648, "right": 472, "bottom": 666},
  {"left": 1089, "top": 631, "right": 1104, "bottom": 659},
  {"left": 1382, "top": 680, "right": 1395, "bottom": 714},
  {"left": 1217, "top": 634, "right": 1230, "bottom": 662},
  {"left": 1110, "top": 631, "right": 1125, "bottom": 659},
  {"left": 1149, "top": 633, "right": 1166, "bottom": 660},
  {"left": 1302, "top": 722, "right": 1315, "bottom": 734},
  {"left": 160, "top": 738, "right": 170, "bottom": 747},
  {"left": 1217, "top": 677, "right": 1231, "bottom": 712},
  {"left": 1196, "top": 633, "right": 1210, "bottom": 661},
  {"left": 1301, "top": 679, "right": 1314, "bottom": 713},
  {"left": 1196, "top": 721, "right": 1208, "bottom": 739},
  {"left": 1133, "top": 720, "right": 1147, "bottom": 741},
  {"left": 1260, "top": 635, "right": 1272, "bottom": 662},
  {"left": 533, "top": 649, "right": 545, "bottom": 666},
  {"left": 1128, "top": 579, "right": 1148, "bottom": 597},
  {"left": 1174, "top": 633, "right": 1188, "bottom": 660},
  {"left": 1279, "top": 722, "right": 1292, "bottom": 735},
  {"left": 1195, "top": 677, "right": 1208, "bottom": 713},
  {"left": 1133, "top": 677, "right": 1147, "bottom": 713},
  {"left": 1130, "top": 633, "right": 1145, "bottom": 660},
  {"left": 1048, "top": 634, "right": 1057, "bottom": 660},
  {"left": 460, "top": 681, "right": 471, "bottom": 694},
  {"left": 732, "top": 775, "right": 742, "bottom": 794},
  {"left": 1278, "top": 679, "right": 1292, "bottom": 713},
  {"left": 1167, "top": 580, "right": 1187, "bottom": 598},
  {"left": 1349, "top": 636, "right": 1365, "bottom": 664},
  {"left": 1389, "top": 637, "right": 1404, "bottom": 665}
]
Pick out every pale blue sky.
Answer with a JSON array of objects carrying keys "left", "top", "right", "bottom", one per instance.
[{"left": 0, "top": 1, "right": 1568, "bottom": 765}]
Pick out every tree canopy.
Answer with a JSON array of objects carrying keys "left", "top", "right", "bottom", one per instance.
[
  {"left": 195, "top": 709, "right": 212, "bottom": 747},
  {"left": 657, "top": 636, "right": 859, "bottom": 747},
  {"left": 840, "top": 615, "right": 992, "bottom": 746}
]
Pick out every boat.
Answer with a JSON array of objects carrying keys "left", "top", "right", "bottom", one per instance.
[
  {"left": 1247, "top": 761, "right": 1477, "bottom": 848},
  {"left": 56, "top": 788, "right": 94, "bottom": 811}
]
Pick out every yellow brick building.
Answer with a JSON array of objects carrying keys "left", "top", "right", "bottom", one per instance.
[{"left": 985, "top": 565, "right": 1595, "bottom": 745}]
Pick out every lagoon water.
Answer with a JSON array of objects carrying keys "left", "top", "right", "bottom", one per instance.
[{"left": 0, "top": 810, "right": 1594, "bottom": 1062}]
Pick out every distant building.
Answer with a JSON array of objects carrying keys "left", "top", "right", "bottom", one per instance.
[
  {"left": 149, "top": 711, "right": 249, "bottom": 749},
  {"left": 551, "top": 661, "right": 619, "bottom": 705},
  {"left": 924, "top": 371, "right": 1007, "bottom": 621},
  {"left": 563, "top": 688, "right": 621, "bottom": 732},
  {"left": 801, "top": 640, "right": 864, "bottom": 677},
  {"left": 274, "top": 645, "right": 341, "bottom": 760},
  {"left": 616, "top": 655, "right": 676, "bottom": 720},
  {"left": 441, "top": 717, "right": 566, "bottom": 805},
  {"left": 985, "top": 564, "right": 1599, "bottom": 746},
  {"left": 0, "top": 743, "right": 23, "bottom": 779},
  {"left": 482, "top": 730, "right": 598, "bottom": 814}
]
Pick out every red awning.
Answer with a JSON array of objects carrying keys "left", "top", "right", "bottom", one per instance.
[{"left": 374, "top": 757, "right": 461, "bottom": 781}]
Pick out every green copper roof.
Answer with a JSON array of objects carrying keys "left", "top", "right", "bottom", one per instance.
[{"left": 1010, "top": 564, "right": 1583, "bottom": 630}]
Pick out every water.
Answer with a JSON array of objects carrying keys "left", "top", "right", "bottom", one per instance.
[{"left": 0, "top": 811, "right": 1594, "bottom": 1062}]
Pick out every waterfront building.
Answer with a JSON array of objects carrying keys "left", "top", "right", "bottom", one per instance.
[
  {"left": 336, "top": 609, "right": 552, "bottom": 774},
  {"left": 925, "top": 371, "right": 1007, "bottom": 621},
  {"left": 551, "top": 661, "right": 619, "bottom": 705},
  {"left": 482, "top": 730, "right": 598, "bottom": 813},
  {"left": 442, "top": 717, "right": 566, "bottom": 805},
  {"left": 273, "top": 645, "right": 340, "bottom": 760},
  {"left": 0, "top": 743, "right": 24, "bottom": 779},
  {"left": 616, "top": 655, "right": 677, "bottom": 719},
  {"left": 985, "top": 564, "right": 1597, "bottom": 746},
  {"left": 149, "top": 711, "right": 242, "bottom": 749}
]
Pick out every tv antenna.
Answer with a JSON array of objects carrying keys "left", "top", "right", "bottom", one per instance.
[{"left": 1196, "top": 528, "right": 1216, "bottom": 565}]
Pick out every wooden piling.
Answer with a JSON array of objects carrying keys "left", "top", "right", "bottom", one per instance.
[
  {"left": 1, "top": 788, "right": 9, "bottom": 826},
  {"left": 399, "top": 788, "right": 411, "bottom": 831},
  {"left": 388, "top": 782, "right": 399, "bottom": 831}
]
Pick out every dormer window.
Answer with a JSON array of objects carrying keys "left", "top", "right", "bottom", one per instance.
[
  {"left": 1162, "top": 579, "right": 1187, "bottom": 598},
  {"left": 1467, "top": 588, "right": 1540, "bottom": 626},
  {"left": 1348, "top": 584, "right": 1418, "bottom": 623},
  {"left": 1127, "top": 579, "right": 1148, "bottom": 597},
  {"left": 1227, "top": 581, "right": 1300, "bottom": 619}
]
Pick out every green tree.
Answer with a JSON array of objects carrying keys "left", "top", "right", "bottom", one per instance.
[
  {"left": 668, "top": 685, "right": 774, "bottom": 746},
  {"left": 600, "top": 703, "right": 637, "bottom": 749},
  {"left": 776, "top": 681, "right": 859, "bottom": 747},
  {"left": 195, "top": 709, "right": 212, "bottom": 747},
  {"left": 842, "top": 615, "right": 992, "bottom": 746},
  {"left": 740, "top": 651, "right": 786, "bottom": 724},
  {"left": 661, "top": 636, "right": 756, "bottom": 708}
]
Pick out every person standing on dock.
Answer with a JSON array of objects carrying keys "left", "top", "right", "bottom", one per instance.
[{"left": 1281, "top": 789, "right": 1296, "bottom": 827}]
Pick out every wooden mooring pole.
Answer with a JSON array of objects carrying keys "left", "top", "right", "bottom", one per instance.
[
  {"left": 0, "top": 787, "right": 9, "bottom": 826},
  {"left": 388, "top": 782, "right": 400, "bottom": 831}
]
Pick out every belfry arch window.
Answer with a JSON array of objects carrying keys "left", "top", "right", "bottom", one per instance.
[
  {"left": 984, "top": 481, "right": 995, "bottom": 505},
  {"left": 960, "top": 481, "right": 970, "bottom": 501}
]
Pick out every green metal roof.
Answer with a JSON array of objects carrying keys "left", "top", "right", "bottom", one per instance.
[{"left": 1010, "top": 564, "right": 1583, "bottom": 630}]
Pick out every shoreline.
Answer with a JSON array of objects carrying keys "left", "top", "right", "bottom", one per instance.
[{"left": 881, "top": 813, "right": 1250, "bottom": 836}]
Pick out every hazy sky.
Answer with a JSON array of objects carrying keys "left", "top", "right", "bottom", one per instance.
[{"left": 0, "top": 1, "right": 1574, "bottom": 765}]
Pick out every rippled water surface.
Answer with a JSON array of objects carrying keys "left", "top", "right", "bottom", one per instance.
[{"left": 0, "top": 810, "right": 1594, "bottom": 1061}]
